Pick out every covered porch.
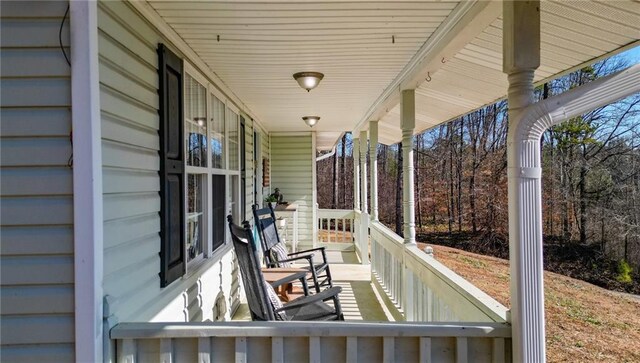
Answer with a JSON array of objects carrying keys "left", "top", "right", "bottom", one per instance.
[{"left": 86, "top": 0, "right": 640, "bottom": 362}]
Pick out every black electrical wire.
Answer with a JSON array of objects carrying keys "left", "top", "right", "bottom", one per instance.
[
  {"left": 60, "top": 5, "right": 71, "bottom": 66},
  {"left": 60, "top": 5, "right": 73, "bottom": 167}
]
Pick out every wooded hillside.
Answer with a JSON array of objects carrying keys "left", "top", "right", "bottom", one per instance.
[{"left": 317, "top": 56, "right": 640, "bottom": 292}]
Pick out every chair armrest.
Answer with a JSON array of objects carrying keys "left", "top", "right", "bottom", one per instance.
[
  {"left": 275, "top": 253, "right": 315, "bottom": 267},
  {"left": 276, "top": 286, "right": 342, "bottom": 311},
  {"left": 288, "top": 246, "right": 325, "bottom": 256},
  {"left": 288, "top": 246, "right": 327, "bottom": 264},
  {"left": 268, "top": 271, "right": 308, "bottom": 289}
]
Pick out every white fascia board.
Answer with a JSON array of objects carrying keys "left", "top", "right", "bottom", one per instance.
[{"left": 353, "top": 0, "right": 502, "bottom": 135}]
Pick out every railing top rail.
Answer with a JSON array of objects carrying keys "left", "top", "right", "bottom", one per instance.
[
  {"left": 316, "top": 209, "right": 356, "bottom": 218},
  {"left": 371, "top": 221, "right": 404, "bottom": 245},
  {"left": 111, "top": 321, "right": 511, "bottom": 339}
]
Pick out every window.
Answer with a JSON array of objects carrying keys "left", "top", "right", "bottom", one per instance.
[
  {"left": 158, "top": 44, "right": 243, "bottom": 287},
  {"left": 183, "top": 64, "right": 242, "bottom": 269}
]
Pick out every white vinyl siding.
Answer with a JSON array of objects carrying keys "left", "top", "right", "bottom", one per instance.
[
  {"left": 0, "top": 1, "right": 75, "bottom": 361},
  {"left": 243, "top": 117, "right": 255, "bottom": 223},
  {"left": 270, "top": 134, "right": 315, "bottom": 247},
  {"left": 260, "top": 127, "right": 271, "bottom": 200},
  {"left": 97, "top": 0, "right": 243, "bottom": 323}
]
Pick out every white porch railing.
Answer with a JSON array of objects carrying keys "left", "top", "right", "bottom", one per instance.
[
  {"left": 352, "top": 210, "right": 369, "bottom": 264},
  {"left": 110, "top": 321, "right": 511, "bottom": 362},
  {"left": 316, "top": 208, "right": 355, "bottom": 249},
  {"left": 370, "top": 221, "right": 509, "bottom": 323}
]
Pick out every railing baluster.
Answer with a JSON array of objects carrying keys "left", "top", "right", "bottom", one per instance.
[
  {"left": 235, "top": 337, "right": 247, "bottom": 363},
  {"left": 119, "top": 338, "right": 136, "bottom": 363},
  {"left": 159, "top": 338, "right": 172, "bottom": 363},
  {"left": 419, "top": 337, "right": 432, "bottom": 363},
  {"left": 492, "top": 338, "right": 505, "bottom": 363},
  {"left": 272, "top": 337, "right": 284, "bottom": 363},
  {"left": 383, "top": 337, "right": 395, "bottom": 363},
  {"left": 198, "top": 337, "right": 211, "bottom": 363},
  {"left": 309, "top": 336, "right": 321, "bottom": 363},
  {"left": 346, "top": 336, "right": 358, "bottom": 363},
  {"left": 456, "top": 337, "right": 468, "bottom": 363}
]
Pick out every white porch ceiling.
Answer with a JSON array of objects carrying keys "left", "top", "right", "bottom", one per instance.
[{"left": 145, "top": 0, "right": 639, "bottom": 149}]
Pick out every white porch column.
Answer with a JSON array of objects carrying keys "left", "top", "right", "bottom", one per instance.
[
  {"left": 369, "top": 121, "right": 379, "bottom": 221},
  {"left": 400, "top": 90, "right": 416, "bottom": 245},
  {"left": 353, "top": 137, "right": 361, "bottom": 210},
  {"left": 71, "top": 1, "right": 104, "bottom": 362},
  {"left": 400, "top": 90, "right": 416, "bottom": 320},
  {"left": 359, "top": 130, "right": 368, "bottom": 213},
  {"left": 503, "top": 1, "right": 544, "bottom": 362},
  {"left": 358, "top": 131, "right": 370, "bottom": 264}
]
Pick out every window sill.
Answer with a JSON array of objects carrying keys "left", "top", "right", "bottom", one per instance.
[{"left": 183, "top": 242, "right": 233, "bottom": 280}]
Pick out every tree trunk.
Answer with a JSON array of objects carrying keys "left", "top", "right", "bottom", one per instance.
[
  {"left": 448, "top": 125, "right": 454, "bottom": 234},
  {"left": 416, "top": 134, "right": 423, "bottom": 230},
  {"left": 579, "top": 155, "right": 587, "bottom": 244},
  {"left": 395, "top": 143, "right": 404, "bottom": 236},
  {"left": 457, "top": 118, "right": 463, "bottom": 232},
  {"left": 340, "top": 133, "right": 347, "bottom": 209},
  {"left": 332, "top": 147, "right": 338, "bottom": 209},
  {"left": 469, "top": 113, "right": 478, "bottom": 234}
]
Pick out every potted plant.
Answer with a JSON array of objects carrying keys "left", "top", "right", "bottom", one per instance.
[{"left": 264, "top": 195, "right": 278, "bottom": 210}]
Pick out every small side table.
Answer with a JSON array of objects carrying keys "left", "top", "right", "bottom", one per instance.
[{"left": 262, "top": 267, "right": 308, "bottom": 302}]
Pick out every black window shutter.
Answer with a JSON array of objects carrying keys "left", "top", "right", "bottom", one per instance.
[{"left": 158, "top": 44, "right": 185, "bottom": 287}]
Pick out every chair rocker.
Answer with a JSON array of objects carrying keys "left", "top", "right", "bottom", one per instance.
[
  {"left": 252, "top": 204, "right": 333, "bottom": 292},
  {"left": 227, "top": 215, "right": 344, "bottom": 321}
]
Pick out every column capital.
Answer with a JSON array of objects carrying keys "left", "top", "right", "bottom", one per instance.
[{"left": 400, "top": 89, "right": 415, "bottom": 131}]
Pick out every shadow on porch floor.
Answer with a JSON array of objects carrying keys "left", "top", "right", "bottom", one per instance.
[{"left": 233, "top": 251, "right": 393, "bottom": 322}]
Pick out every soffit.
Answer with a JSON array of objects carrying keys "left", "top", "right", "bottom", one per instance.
[{"left": 145, "top": 0, "right": 462, "bottom": 150}]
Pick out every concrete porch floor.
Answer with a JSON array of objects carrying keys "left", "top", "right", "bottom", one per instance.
[{"left": 232, "top": 251, "right": 393, "bottom": 321}]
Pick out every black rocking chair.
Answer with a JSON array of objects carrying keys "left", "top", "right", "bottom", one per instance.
[
  {"left": 227, "top": 215, "right": 344, "bottom": 321},
  {"left": 252, "top": 204, "right": 333, "bottom": 292}
]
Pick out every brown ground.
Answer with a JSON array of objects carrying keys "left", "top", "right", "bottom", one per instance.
[{"left": 418, "top": 243, "right": 640, "bottom": 363}]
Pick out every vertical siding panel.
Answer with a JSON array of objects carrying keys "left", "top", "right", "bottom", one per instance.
[{"left": 0, "top": 1, "right": 75, "bottom": 360}]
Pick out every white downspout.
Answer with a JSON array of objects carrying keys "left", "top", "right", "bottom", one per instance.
[{"left": 315, "top": 147, "right": 336, "bottom": 162}]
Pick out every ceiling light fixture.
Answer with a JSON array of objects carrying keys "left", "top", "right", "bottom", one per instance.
[
  {"left": 302, "top": 116, "right": 320, "bottom": 127},
  {"left": 293, "top": 72, "right": 324, "bottom": 92}
]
